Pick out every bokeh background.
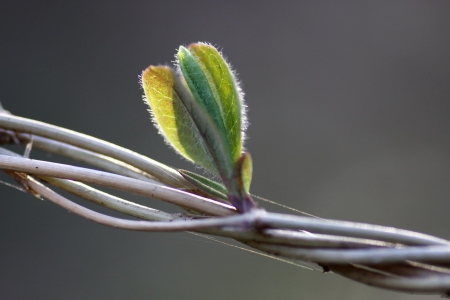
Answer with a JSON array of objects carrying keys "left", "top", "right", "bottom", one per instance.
[{"left": 1, "top": 1, "right": 450, "bottom": 299}]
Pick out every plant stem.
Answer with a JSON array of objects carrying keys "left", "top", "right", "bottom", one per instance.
[
  {"left": 0, "top": 113, "right": 187, "bottom": 187},
  {"left": 0, "top": 155, "right": 235, "bottom": 216}
]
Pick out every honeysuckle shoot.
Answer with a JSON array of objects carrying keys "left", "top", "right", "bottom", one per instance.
[{"left": 141, "top": 42, "right": 255, "bottom": 212}]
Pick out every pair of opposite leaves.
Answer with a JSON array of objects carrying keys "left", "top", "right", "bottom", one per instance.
[{"left": 141, "top": 43, "right": 255, "bottom": 213}]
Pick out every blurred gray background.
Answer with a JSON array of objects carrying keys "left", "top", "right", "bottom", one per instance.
[{"left": 1, "top": 1, "right": 450, "bottom": 299}]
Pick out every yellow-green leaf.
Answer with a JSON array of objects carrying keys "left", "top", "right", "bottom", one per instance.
[
  {"left": 240, "top": 152, "right": 252, "bottom": 193},
  {"left": 141, "top": 65, "right": 217, "bottom": 173}
]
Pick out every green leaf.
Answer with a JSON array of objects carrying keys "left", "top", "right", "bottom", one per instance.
[
  {"left": 188, "top": 43, "right": 246, "bottom": 162},
  {"left": 141, "top": 65, "right": 217, "bottom": 173},
  {"left": 179, "top": 169, "right": 228, "bottom": 201},
  {"left": 177, "top": 46, "right": 235, "bottom": 182}
]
